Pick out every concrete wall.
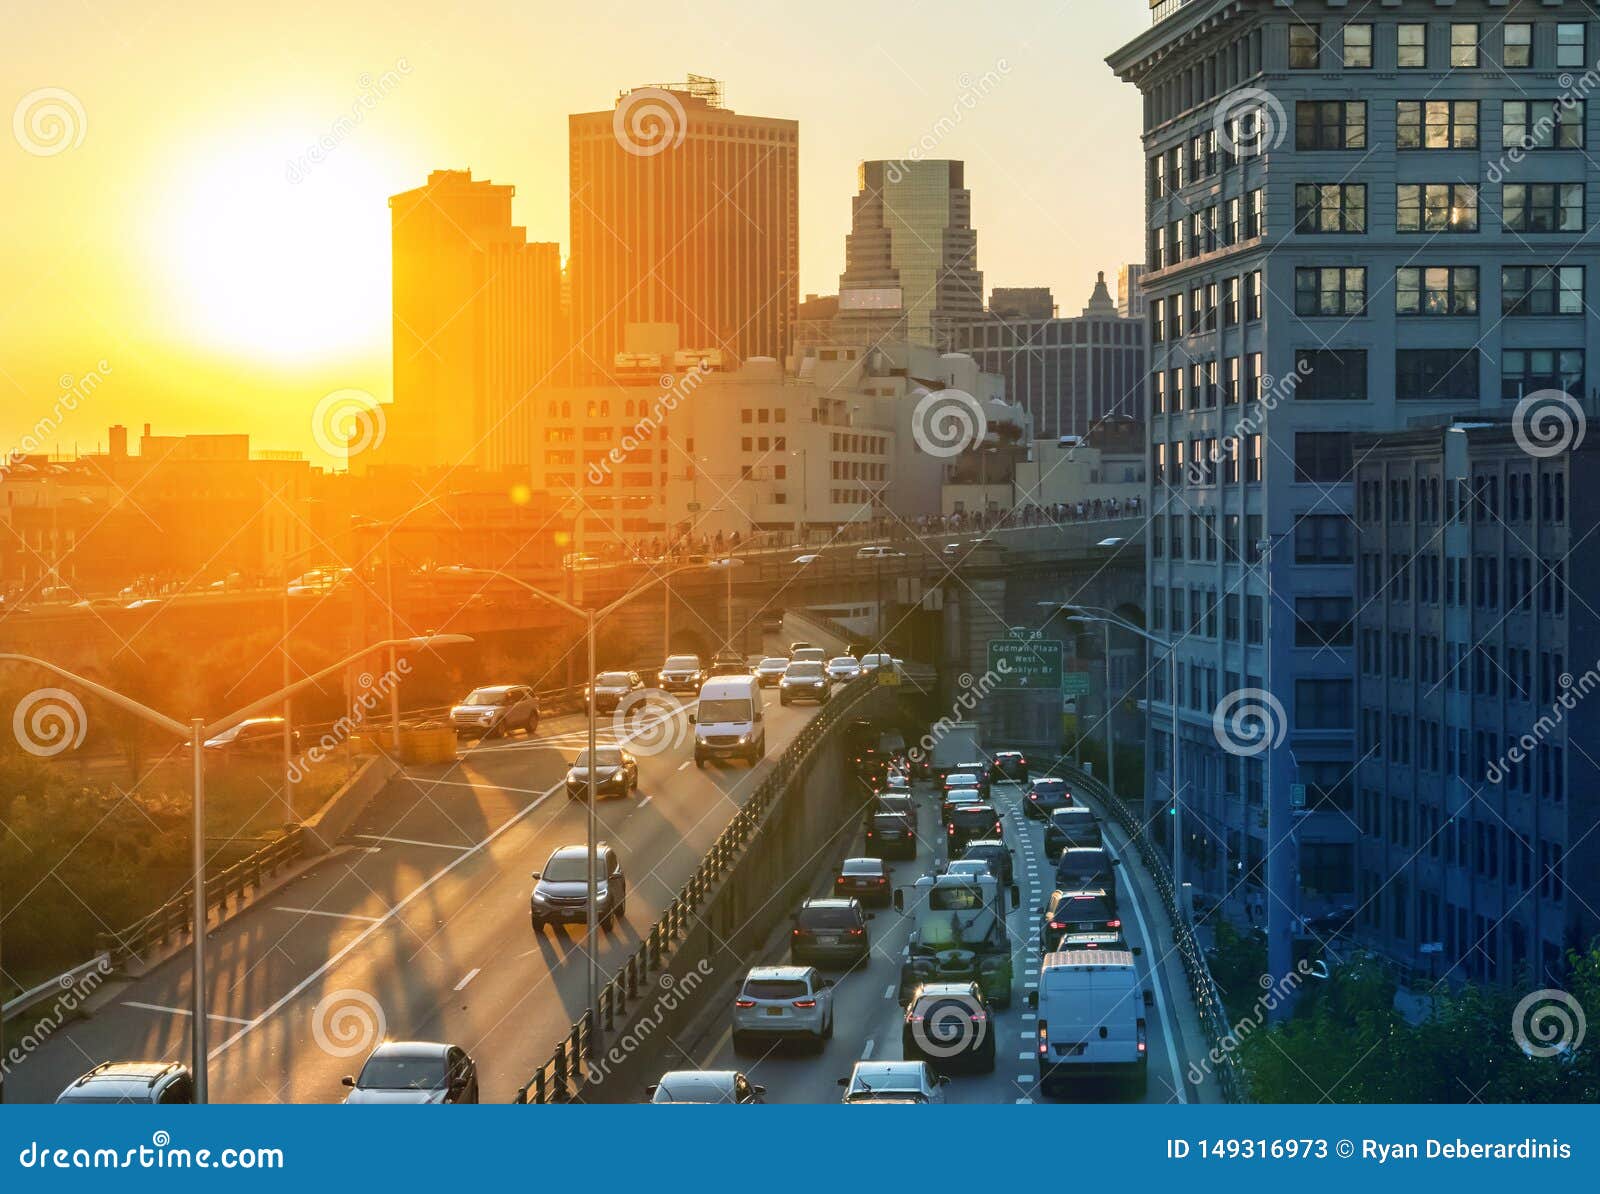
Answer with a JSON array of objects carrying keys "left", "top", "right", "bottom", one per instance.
[{"left": 302, "top": 755, "right": 400, "bottom": 854}]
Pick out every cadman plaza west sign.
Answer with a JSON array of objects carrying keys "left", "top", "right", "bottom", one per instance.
[{"left": 986, "top": 628, "right": 1064, "bottom": 689}]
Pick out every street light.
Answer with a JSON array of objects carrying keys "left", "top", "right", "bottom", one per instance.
[
  {"left": 0, "top": 631, "right": 470, "bottom": 1103},
  {"left": 705, "top": 555, "right": 747, "bottom": 650}
]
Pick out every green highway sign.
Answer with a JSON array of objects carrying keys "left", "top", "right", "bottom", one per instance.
[
  {"left": 1061, "top": 670, "right": 1092, "bottom": 697},
  {"left": 987, "top": 637, "right": 1063, "bottom": 689}
]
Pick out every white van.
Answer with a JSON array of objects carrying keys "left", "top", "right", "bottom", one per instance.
[
  {"left": 791, "top": 647, "right": 827, "bottom": 665},
  {"left": 1029, "top": 949, "right": 1149, "bottom": 1095},
  {"left": 690, "top": 675, "right": 766, "bottom": 767}
]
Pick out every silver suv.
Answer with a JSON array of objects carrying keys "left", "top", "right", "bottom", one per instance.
[
  {"left": 530, "top": 843, "right": 626, "bottom": 929},
  {"left": 56, "top": 1061, "right": 194, "bottom": 1104},
  {"left": 732, "top": 966, "right": 835, "bottom": 1053}
]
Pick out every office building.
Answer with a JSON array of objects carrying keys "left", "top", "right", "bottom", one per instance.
[
  {"left": 990, "top": 287, "right": 1055, "bottom": 320},
  {"left": 1118, "top": 263, "right": 1149, "bottom": 319},
  {"left": 568, "top": 77, "right": 799, "bottom": 371},
  {"left": 834, "top": 160, "right": 983, "bottom": 347},
  {"left": 1110, "top": 1, "right": 1600, "bottom": 941}
]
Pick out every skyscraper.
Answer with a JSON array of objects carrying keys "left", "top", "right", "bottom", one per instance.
[
  {"left": 384, "top": 169, "right": 563, "bottom": 471},
  {"left": 567, "top": 77, "right": 799, "bottom": 372},
  {"left": 834, "top": 159, "right": 984, "bottom": 347}
]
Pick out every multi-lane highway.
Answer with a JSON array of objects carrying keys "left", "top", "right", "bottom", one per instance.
[
  {"left": 5, "top": 685, "right": 829, "bottom": 1104},
  {"left": 664, "top": 776, "right": 1192, "bottom": 1104}
]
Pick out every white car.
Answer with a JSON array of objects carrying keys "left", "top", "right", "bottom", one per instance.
[
  {"left": 837, "top": 1060, "right": 948, "bottom": 1104},
  {"left": 647, "top": 1070, "right": 764, "bottom": 1104},
  {"left": 854, "top": 545, "right": 904, "bottom": 560},
  {"left": 732, "top": 966, "right": 834, "bottom": 1053},
  {"left": 943, "top": 859, "right": 990, "bottom": 880},
  {"left": 859, "top": 652, "right": 893, "bottom": 675},
  {"left": 793, "top": 553, "right": 821, "bottom": 565},
  {"left": 825, "top": 656, "right": 862, "bottom": 681}
]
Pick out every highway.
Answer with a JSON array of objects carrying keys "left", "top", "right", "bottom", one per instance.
[
  {"left": 664, "top": 776, "right": 1191, "bottom": 1105},
  {"left": 5, "top": 684, "right": 829, "bottom": 1104}
]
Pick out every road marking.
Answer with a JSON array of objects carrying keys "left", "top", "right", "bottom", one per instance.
[
  {"left": 354, "top": 833, "right": 474, "bottom": 852},
  {"left": 1021, "top": 1012, "right": 1037, "bottom": 1021},
  {"left": 1018, "top": 1052, "right": 1034, "bottom": 1060},
  {"left": 861, "top": 1039, "right": 876, "bottom": 1060},
  {"left": 274, "top": 906, "right": 384, "bottom": 923},
  {"left": 125, "top": 1000, "right": 256, "bottom": 1027},
  {"left": 637, "top": 795, "right": 653, "bottom": 808},
  {"left": 1106, "top": 828, "right": 1187, "bottom": 1104},
  {"left": 882, "top": 984, "right": 895, "bottom": 1000},
  {"left": 454, "top": 968, "right": 481, "bottom": 991},
  {"left": 676, "top": 761, "right": 691, "bottom": 772},
  {"left": 210, "top": 778, "right": 567, "bottom": 1061},
  {"left": 1015, "top": 1073, "right": 1032, "bottom": 1082},
  {"left": 1015, "top": 1096, "right": 1035, "bottom": 1104}
]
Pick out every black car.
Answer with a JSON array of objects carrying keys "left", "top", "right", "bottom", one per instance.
[
  {"left": 1055, "top": 846, "right": 1117, "bottom": 890},
  {"left": 990, "top": 750, "right": 1028, "bottom": 782},
  {"left": 709, "top": 651, "right": 748, "bottom": 677},
  {"left": 940, "top": 788, "right": 984, "bottom": 825},
  {"left": 864, "top": 793, "right": 916, "bottom": 829},
  {"left": 960, "top": 840, "right": 1013, "bottom": 887},
  {"left": 657, "top": 654, "right": 706, "bottom": 693},
  {"left": 1044, "top": 807, "right": 1102, "bottom": 858},
  {"left": 1040, "top": 888, "right": 1121, "bottom": 952},
  {"left": 587, "top": 671, "right": 643, "bottom": 714},
  {"left": 834, "top": 857, "right": 892, "bottom": 906},
  {"left": 845, "top": 719, "right": 880, "bottom": 757},
  {"left": 565, "top": 745, "right": 639, "bottom": 799},
  {"left": 866, "top": 812, "right": 917, "bottom": 860},
  {"left": 946, "top": 804, "right": 1003, "bottom": 855},
  {"left": 1023, "top": 776, "right": 1073, "bottom": 819},
  {"left": 901, "top": 982, "right": 997, "bottom": 1073},
  {"left": 791, "top": 898, "right": 872, "bottom": 966},
  {"left": 779, "top": 661, "right": 832, "bottom": 705},
  {"left": 854, "top": 748, "right": 890, "bottom": 788}
]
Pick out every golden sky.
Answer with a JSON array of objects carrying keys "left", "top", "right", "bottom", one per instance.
[{"left": 1, "top": 0, "right": 1148, "bottom": 466}]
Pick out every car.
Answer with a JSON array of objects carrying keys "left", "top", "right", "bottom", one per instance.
[
  {"left": 834, "top": 856, "right": 892, "bottom": 905},
  {"left": 880, "top": 771, "right": 911, "bottom": 793},
  {"left": 866, "top": 793, "right": 916, "bottom": 827},
  {"left": 837, "top": 1060, "right": 947, "bottom": 1104},
  {"left": 586, "top": 670, "right": 643, "bottom": 713},
  {"left": 990, "top": 750, "right": 1028, "bottom": 782},
  {"left": 791, "top": 897, "right": 872, "bottom": 967},
  {"left": 692, "top": 675, "right": 766, "bottom": 765},
  {"left": 941, "top": 542, "right": 963, "bottom": 557},
  {"left": 197, "top": 716, "right": 296, "bottom": 754},
  {"left": 901, "top": 981, "right": 997, "bottom": 1073},
  {"left": 787, "top": 640, "right": 818, "bottom": 655},
  {"left": 825, "top": 656, "right": 862, "bottom": 682},
  {"left": 946, "top": 804, "right": 1003, "bottom": 855},
  {"left": 647, "top": 1070, "right": 764, "bottom": 1104},
  {"left": 56, "top": 1061, "right": 194, "bottom": 1104},
  {"left": 754, "top": 656, "right": 790, "bottom": 687},
  {"left": 940, "top": 788, "right": 985, "bottom": 825},
  {"left": 1055, "top": 846, "right": 1117, "bottom": 891},
  {"left": 341, "top": 1042, "right": 478, "bottom": 1104},
  {"left": 955, "top": 763, "right": 992, "bottom": 798},
  {"left": 943, "top": 859, "right": 990, "bottom": 880},
  {"left": 657, "top": 654, "right": 706, "bottom": 693},
  {"left": 853, "top": 747, "right": 890, "bottom": 787},
  {"left": 732, "top": 966, "right": 835, "bottom": 1052},
  {"left": 708, "top": 651, "right": 748, "bottom": 677},
  {"left": 865, "top": 811, "right": 917, "bottom": 860},
  {"left": 858, "top": 652, "right": 894, "bottom": 675},
  {"left": 855, "top": 545, "right": 904, "bottom": 559},
  {"left": 565, "top": 745, "right": 638, "bottom": 799},
  {"left": 530, "top": 843, "right": 626, "bottom": 929},
  {"left": 790, "top": 646, "right": 827, "bottom": 665},
  {"left": 1023, "top": 776, "right": 1074, "bottom": 819},
  {"left": 450, "top": 684, "right": 539, "bottom": 738},
  {"left": 960, "top": 839, "right": 1014, "bottom": 887},
  {"left": 1031, "top": 950, "right": 1148, "bottom": 1095},
  {"left": 1058, "top": 930, "right": 1131, "bottom": 952},
  {"left": 942, "top": 771, "right": 981, "bottom": 796},
  {"left": 1040, "top": 888, "right": 1121, "bottom": 951},
  {"left": 1044, "top": 806, "right": 1103, "bottom": 858},
  {"left": 792, "top": 554, "right": 821, "bottom": 566},
  {"left": 779, "top": 661, "right": 832, "bottom": 705}
]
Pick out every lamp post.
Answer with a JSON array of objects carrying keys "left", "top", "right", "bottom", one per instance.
[{"left": 0, "top": 632, "right": 471, "bottom": 1103}]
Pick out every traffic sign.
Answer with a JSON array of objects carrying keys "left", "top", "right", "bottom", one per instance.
[
  {"left": 1060, "top": 670, "right": 1092, "bottom": 697},
  {"left": 987, "top": 637, "right": 1063, "bottom": 689}
]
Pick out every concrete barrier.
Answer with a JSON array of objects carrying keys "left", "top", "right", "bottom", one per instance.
[{"left": 303, "top": 754, "right": 400, "bottom": 854}]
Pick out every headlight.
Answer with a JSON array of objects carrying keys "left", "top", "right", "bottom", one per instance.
[
  {"left": 532, "top": 891, "right": 550, "bottom": 904},
  {"left": 736, "top": 734, "right": 750, "bottom": 745}
]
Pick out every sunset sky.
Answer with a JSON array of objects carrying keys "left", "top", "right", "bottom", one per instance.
[{"left": 1, "top": 0, "right": 1148, "bottom": 466}]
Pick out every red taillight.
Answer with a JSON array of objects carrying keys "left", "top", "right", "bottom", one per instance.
[
  {"left": 1029, "top": 793, "right": 1038, "bottom": 801},
  {"left": 1108, "top": 919, "right": 1122, "bottom": 929},
  {"left": 1019, "top": 757, "right": 1027, "bottom": 765},
  {"left": 835, "top": 876, "right": 846, "bottom": 884},
  {"left": 1049, "top": 921, "right": 1065, "bottom": 930},
  {"left": 735, "top": 999, "right": 756, "bottom": 1008},
  {"left": 848, "top": 928, "right": 865, "bottom": 936},
  {"left": 1037, "top": 1022, "right": 1048, "bottom": 1055},
  {"left": 876, "top": 877, "right": 888, "bottom": 885},
  {"left": 792, "top": 928, "right": 807, "bottom": 937},
  {"left": 946, "top": 826, "right": 954, "bottom": 835},
  {"left": 792, "top": 999, "right": 817, "bottom": 1009},
  {"left": 971, "top": 1014, "right": 986, "bottom": 1023}
]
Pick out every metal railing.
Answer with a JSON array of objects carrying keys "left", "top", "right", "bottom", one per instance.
[
  {"left": 513, "top": 678, "right": 876, "bottom": 1104},
  {"left": 1057, "top": 763, "right": 1247, "bottom": 1103}
]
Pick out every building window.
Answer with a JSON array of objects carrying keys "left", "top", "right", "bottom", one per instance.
[
  {"left": 1221, "top": 276, "right": 1239, "bottom": 324},
  {"left": 1502, "top": 265, "right": 1584, "bottom": 315},
  {"left": 1397, "top": 23, "right": 1427, "bottom": 68},
  {"left": 1296, "top": 597, "right": 1355, "bottom": 647},
  {"left": 1450, "top": 23, "right": 1479, "bottom": 67},
  {"left": 1395, "top": 99, "right": 1477, "bottom": 149},
  {"left": 1294, "top": 350, "right": 1368, "bottom": 401},
  {"left": 1296, "top": 679, "right": 1353, "bottom": 729},
  {"left": 1294, "top": 514, "right": 1354, "bottom": 563},
  {"left": 1290, "top": 23, "right": 1320, "bottom": 69},
  {"left": 1502, "top": 349, "right": 1585, "bottom": 400},
  {"left": 1295, "top": 266, "right": 1366, "bottom": 316},
  {"left": 1296, "top": 101, "right": 1366, "bottom": 149},
  {"left": 1504, "top": 22, "right": 1532, "bottom": 68},
  {"left": 1557, "top": 22, "right": 1587, "bottom": 69},
  {"left": 1294, "top": 432, "right": 1353, "bottom": 482},
  {"left": 1502, "top": 100, "right": 1586, "bottom": 150},
  {"left": 1294, "top": 183, "right": 1367, "bottom": 232},
  {"left": 1396, "top": 266, "right": 1478, "bottom": 315},
  {"left": 1343, "top": 23, "right": 1372, "bottom": 68},
  {"left": 1244, "top": 271, "right": 1262, "bottom": 320},
  {"left": 1396, "top": 349, "right": 1480, "bottom": 401},
  {"left": 1502, "top": 183, "right": 1584, "bottom": 233},
  {"left": 1396, "top": 183, "right": 1477, "bottom": 232}
]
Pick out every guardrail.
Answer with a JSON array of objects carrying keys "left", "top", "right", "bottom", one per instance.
[
  {"left": 512, "top": 677, "right": 876, "bottom": 1104},
  {"left": 1056, "top": 763, "right": 1247, "bottom": 1103},
  {"left": 2, "top": 953, "right": 112, "bottom": 1019},
  {"left": 96, "top": 827, "right": 307, "bottom": 968}
]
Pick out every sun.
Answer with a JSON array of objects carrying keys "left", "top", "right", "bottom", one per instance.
[{"left": 155, "top": 126, "right": 400, "bottom": 363}]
